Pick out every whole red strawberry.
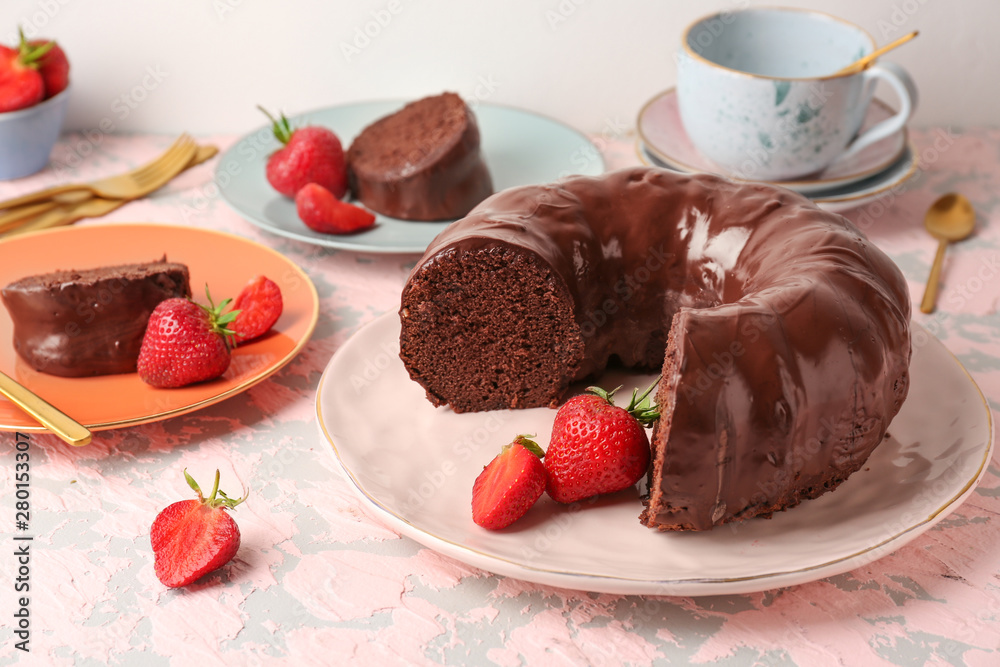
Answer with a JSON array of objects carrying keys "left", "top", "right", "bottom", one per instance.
[
  {"left": 545, "top": 381, "right": 659, "bottom": 504},
  {"left": 472, "top": 435, "right": 547, "bottom": 530},
  {"left": 151, "top": 469, "right": 247, "bottom": 588},
  {"left": 137, "top": 287, "right": 239, "bottom": 388},
  {"left": 260, "top": 106, "right": 348, "bottom": 198},
  {"left": 295, "top": 182, "right": 376, "bottom": 234},
  {"left": 231, "top": 275, "right": 283, "bottom": 342},
  {"left": 27, "top": 34, "right": 69, "bottom": 99},
  {"left": 0, "top": 30, "right": 50, "bottom": 112}
]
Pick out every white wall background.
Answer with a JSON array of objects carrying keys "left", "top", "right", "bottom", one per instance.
[{"left": 4, "top": 0, "right": 997, "bottom": 136}]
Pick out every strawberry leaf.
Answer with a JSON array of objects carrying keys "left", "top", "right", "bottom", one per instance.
[
  {"left": 585, "top": 384, "right": 621, "bottom": 404},
  {"left": 183, "top": 468, "right": 204, "bottom": 500},
  {"left": 182, "top": 469, "right": 248, "bottom": 510},
  {"left": 625, "top": 375, "right": 662, "bottom": 426},
  {"left": 17, "top": 27, "right": 54, "bottom": 67},
  {"left": 195, "top": 284, "right": 241, "bottom": 348},
  {"left": 512, "top": 435, "right": 544, "bottom": 458},
  {"left": 585, "top": 379, "right": 661, "bottom": 426},
  {"left": 258, "top": 105, "right": 294, "bottom": 145}
]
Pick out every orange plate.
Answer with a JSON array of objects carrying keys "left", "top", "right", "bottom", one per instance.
[{"left": 0, "top": 223, "right": 319, "bottom": 432}]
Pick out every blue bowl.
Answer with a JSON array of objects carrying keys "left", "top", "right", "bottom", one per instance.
[{"left": 0, "top": 86, "right": 70, "bottom": 180}]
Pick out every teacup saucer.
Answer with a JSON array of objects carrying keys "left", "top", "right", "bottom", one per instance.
[
  {"left": 637, "top": 88, "right": 909, "bottom": 196},
  {"left": 638, "top": 139, "right": 919, "bottom": 214}
]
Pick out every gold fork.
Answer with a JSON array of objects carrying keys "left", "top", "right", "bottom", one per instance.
[
  {"left": 2, "top": 144, "right": 219, "bottom": 238},
  {"left": 0, "top": 201, "right": 60, "bottom": 232},
  {"left": 0, "top": 371, "right": 91, "bottom": 446},
  {"left": 0, "top": 134, "right": 198, "bottom": 210}
]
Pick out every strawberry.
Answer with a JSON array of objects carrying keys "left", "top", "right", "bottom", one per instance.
[
  {"left": 544, "top": 380, "right": 659, "bottom": 504},
  {"left": 0, "top": 30, "right": 50, "bottom": 112},
  {"left": 27, "top": 34, "right": 69, "bottom": 99},
  {"left": 260, "top": 106, "right": 348, "bottom": 198},
  {"left": 295, "top": 182, "right": 376, "bottom": 234},
  {"left": 472, "top": 435, "right": 547, "bottom": 530},
  {"left": 231, "top": 275, "right": 283, "bottom": 342},
  {"left": 151, "top": 469, "right": 247, "bottom": 588},
  {"left": 137, "top": 287, "right": 240, "bottom": 388}
]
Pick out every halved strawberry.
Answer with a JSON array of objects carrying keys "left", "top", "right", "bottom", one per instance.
[
  {"left": 472, "top": 435, "right": 547, "bottom": 530},
  {"left": 231, "top": 275, "right": 282, "bottom": 342},
  {"left": 151, "top": 469, "right": 247, "bottom": 588},
  {"left": 295, "top": 182, "right": 376, "bottom": 234}
]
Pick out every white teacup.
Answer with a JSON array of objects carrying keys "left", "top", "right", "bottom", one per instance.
[{"left": 676, "top": 8, "right": 918, "bottom": 181}]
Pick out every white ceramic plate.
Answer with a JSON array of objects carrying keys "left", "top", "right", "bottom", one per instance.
[
  {"left": 638, "top": 140, "right": 918, "bottom": 214},
  {"left": 637, "top": 87, "right": 908, "bottom": 196},
  {"left": 216, "top": 101, "right": 604, "bottom": 254},
  {"left": 316, "top": 313, "right": 992, "bottom": 595}
]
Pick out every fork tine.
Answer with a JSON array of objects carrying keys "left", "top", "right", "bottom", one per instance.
[
  {"left": 135, "top": 136, "right": 196, "bottom": 184},
  {"left": 129, "top": 134, "right": 194, "bottom": 183},
  {"left": 123, "top": 134, "right": 191, "bottom": 180},
  {"left": 130, "top": 136, "right": 197, "bottom": 190}
]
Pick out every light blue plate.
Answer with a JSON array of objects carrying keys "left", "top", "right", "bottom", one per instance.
[{"left": 216, "top": 101, "right": 604, "bottom": 254}]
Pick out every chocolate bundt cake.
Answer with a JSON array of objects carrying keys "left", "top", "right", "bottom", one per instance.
[
  {"left": 347, "top": 92, "right": 493, "bottom": 221},
  {"left": 2, "top": 259, "right": 191, "bottom": 377},
  {"left": 399, "top": 167, "right": 911, "bottom": 531}
]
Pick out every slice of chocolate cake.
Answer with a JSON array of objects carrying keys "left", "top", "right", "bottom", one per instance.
[
  {"left": 2, "top": 259, "right": 191, "bottom": 377},
  {"left": 347, "top": 92, "right": 494, "bottom": 221}
]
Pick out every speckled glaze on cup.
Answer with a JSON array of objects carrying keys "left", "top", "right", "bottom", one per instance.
[
  {"left": 0, "top": 86, "right": 70, "bottom": 180},
  {"left": 676, "top": 9, "right": 917, "bottom": 181}
]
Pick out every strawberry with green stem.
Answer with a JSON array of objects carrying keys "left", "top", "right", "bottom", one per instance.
[
  {"left": 27, "top": 30, "right": 69, "bottom": 99},
  {"left": 137, "top": 286, "right": 240, "bottom": 388},
  {"left": 0, "top": 28, "right": 54, "bottom": 112},
  {"left": 545, "top": 378, "right": 660, "bottom": 504},
  {"left": 260, "top": 106, "right": 348, "bottom": 199},
  {"left": 151, "top": 469, "right": 247, "bottom": 588}
]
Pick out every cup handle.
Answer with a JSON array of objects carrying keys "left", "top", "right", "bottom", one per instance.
[{"left": 835, "top": 62, "right": 918, "bottom": 162}]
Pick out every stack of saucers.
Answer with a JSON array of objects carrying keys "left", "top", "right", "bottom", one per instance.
[{"left": 636, "top": 88, "right": 918, "bottom": 213}]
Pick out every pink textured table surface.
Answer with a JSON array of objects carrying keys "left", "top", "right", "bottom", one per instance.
[{"left": 0, "top": 127, "right": 998, "bottom": 666}]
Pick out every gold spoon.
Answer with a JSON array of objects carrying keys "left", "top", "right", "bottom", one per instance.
[
  {"left": 835, "top": 31, "right": 918, "bottom": 76},
  {"left": 0, "top": 372, "right": 91, "bottom": 446},
  {"left": 920, "top": 193, "right": 976, "bottom": 314}
]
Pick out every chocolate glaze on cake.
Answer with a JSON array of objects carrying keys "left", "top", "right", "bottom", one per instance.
[
  {"left": 399, "top": 167, "right": 911, "bottom": 531},
  {"left": 2, "top": 259, "right": 191, "bottom": 377},
  {"left": 347, "top": 92, "right": 493, "bottom": 221}
]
